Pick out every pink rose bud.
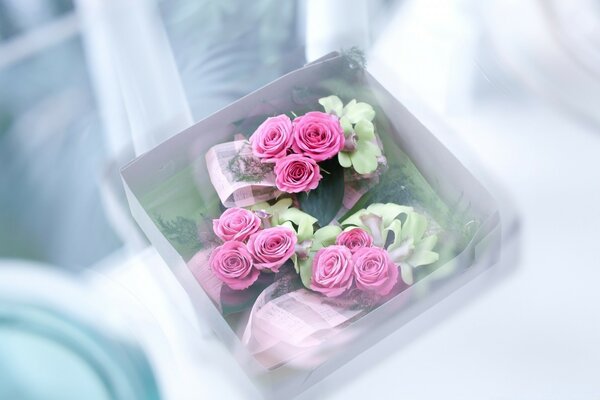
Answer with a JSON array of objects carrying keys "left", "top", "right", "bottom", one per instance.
[
  {"left": 247, "top": 227, "right": 297, "bottom": 272},
  {"left": 249, "top": 114, "right": 293, "bottom": 162},
  {"left": 209, "top": 241, "right": 260, "bottom": 290},
  {"left": 311, "top": 245, "right": 354, "bottom": 297},
  {"left": 212, "top": 207, "right": 261, "bottom": 242},
  {"left": 292, "top": 111, "right": 345, "bottom": 161},
  {"left": 352, "top": 247, "right": 399, "bottom": 296},
  {"left": 274, "top": 154, "right": 322, "bottom": 193},
  {"left": 335, "top": 227, "right": 373, "bottom": 253}
]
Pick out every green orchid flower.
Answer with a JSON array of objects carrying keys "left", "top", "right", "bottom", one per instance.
[
  {"left": 318, "top": 95, "right": 381, "bottom": 174},
  {"left": 250, "top": 198, "right": 316, "bottom": 241},
  {"left": 341, "top": 203, "right": 439, "bottom": 285}
]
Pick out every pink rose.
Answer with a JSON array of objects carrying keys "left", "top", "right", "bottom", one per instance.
[
  {"left": 336, "top": 228, "right": 373, "bottom": 253},
  {"left": 274, "top": 154, "right": 322, "bottom": 193},
  {"left": 250, "top": 114, "right": 293, "bottom": 161},
  {"left": 352, "top": 247, "right": 398, "bottom": 296},
  {"left": 247, "top": 227, "right": 297, "bottom": 272},
  {"left": 311, "top": 245, "right": 354, "bottom": 297},
  {"left": 292, "top": 111, "right": 344, "bottom": 161},
  {"left": 209, "top": 241, "right": 259, "bottom": 290},
  {"left": 213, "top": 207, "right": 261, "bottom": 242}
]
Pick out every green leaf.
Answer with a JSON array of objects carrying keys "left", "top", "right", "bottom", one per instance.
[
  {"left": 319, "top": 95, "right": 343, "bottom": 116},
  {"left": 337, "top": 191, "right": 373, "bottom": 223},
  {"left": 298, "top": 255, "right": 314, "bottom": 289},
  {"left": 338, "top": 151, "right": 352, "bottom": 168},
  {"left": 297, "top": 158, "right": 345, "bottom": 226},
  {"left": 354, "top": 119, "right": 375, "bottom": 140},
  {"left": 343, "top": 100, "right": 376, "bottom": 123}
]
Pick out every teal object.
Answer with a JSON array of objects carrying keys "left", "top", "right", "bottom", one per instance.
[{"left": 0, "top": 263, "right": 161, "bottom": 400}]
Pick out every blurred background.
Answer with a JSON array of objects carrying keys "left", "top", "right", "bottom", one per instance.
[{"left": 0, "top": 0, "right": 599, "bottom": 399}]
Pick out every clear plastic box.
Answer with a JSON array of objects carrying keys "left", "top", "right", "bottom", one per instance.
[{"left": 121, "top": 52, "right": 516, "bottom": 399}]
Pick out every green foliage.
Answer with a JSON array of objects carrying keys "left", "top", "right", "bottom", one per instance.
[
  {"left": 251, "top": 197, "right": 317, "bottom": 242},
  {"left": 297, "top": 158, "right": 345, "bottom": 226},
  {"left": 318, "top": 95, "right": 381, "bottom": 174},
  {"left": 341, "top": 47, "right": 367, "bottom": 70},
  {"left": 342, "top": 203, "right": 439, "bottom": 285},
  {"left": 153, "top": 215, "right": 202, "bottom": 256}
]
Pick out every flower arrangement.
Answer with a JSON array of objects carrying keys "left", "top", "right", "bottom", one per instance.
[
  {"left": 122, "top": 50, "right": 495, "bottom": 391},
  {"left": 206, "top": 96, "right": 439, "bottom": 302}
]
